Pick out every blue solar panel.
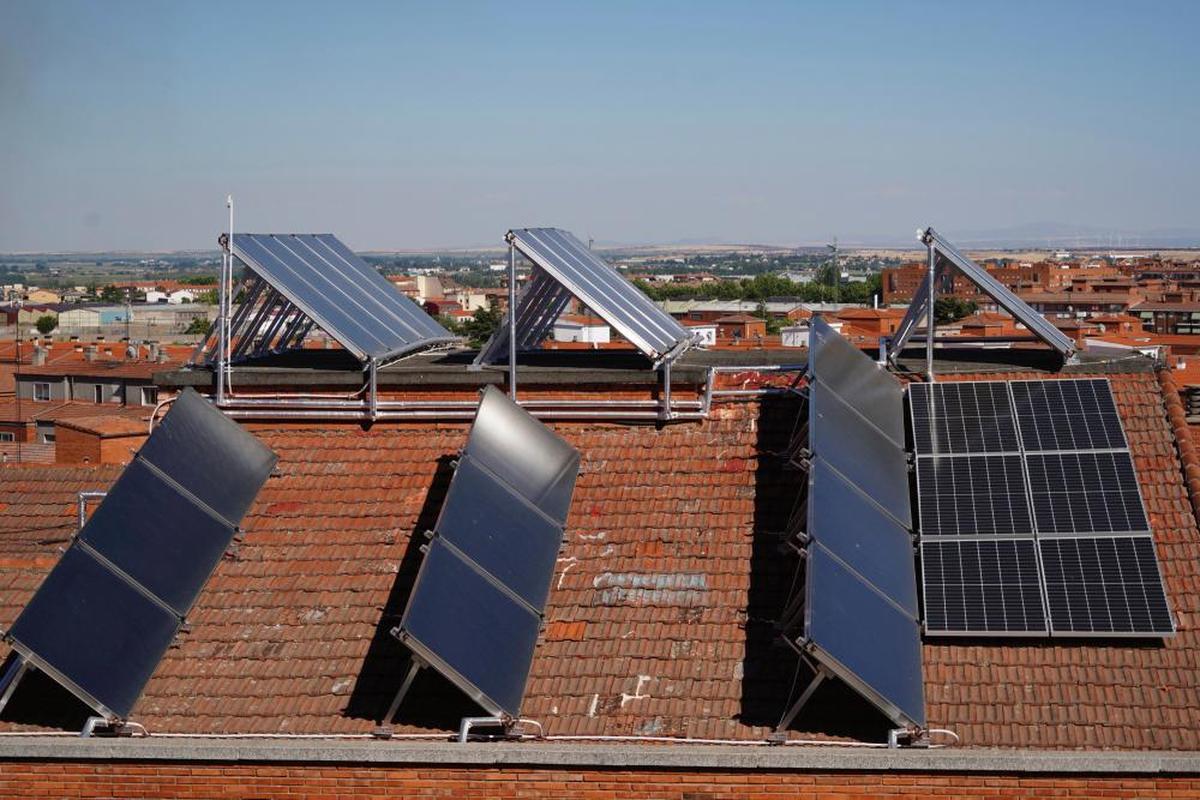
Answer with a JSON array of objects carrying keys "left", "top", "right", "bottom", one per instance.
[{"left": 231, "top": 233, "right": 457, "bottom": 362}]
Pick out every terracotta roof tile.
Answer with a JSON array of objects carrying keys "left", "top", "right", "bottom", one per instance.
[{"left": 0, "top": 370, "right": 1195, "bottom": 750}]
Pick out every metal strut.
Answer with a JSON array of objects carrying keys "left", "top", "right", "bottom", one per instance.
[{"left": 374, "top": 658, "right": 424, "bottom": 737}]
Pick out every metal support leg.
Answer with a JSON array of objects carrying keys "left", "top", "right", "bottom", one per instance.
[
  {"left": 925, "top": 241, "right": 936, "bottom": 382},
  {"left": 0, "top": 655, "right": 29, "bottom": 716},
  {"left": 507, "top": 241, "right": 517, "bottom": 400},
  {"left": 374, "top": 660, "right": 423, "bottom": 736},
  {"left": 368, "top": 360, "right": 379, "bottom": 422},
  {"left": 775, "top": 666, "right": 830, "bottom": 733},
  {"left": 660, "top": 361, "right": 673, "bottom": 421}
]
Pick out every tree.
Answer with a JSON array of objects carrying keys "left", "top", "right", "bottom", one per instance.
[
  {"left": 185, "top": 317, "right": 211, "bottom": 335},
  {"left": 934, "top": 297, "right": 978, "bottom": 324},
  {"left": 195, "top": 289, "right": 219, "bottom": 305},
  {"left": 35, "top": 315, "right": 57, "bottom": 335},
  {"left": 461, "top": 301, "right": 503, "bottom": 347},
  {"left": 99, "top": 285, "right": 125, "bottom": 303}
]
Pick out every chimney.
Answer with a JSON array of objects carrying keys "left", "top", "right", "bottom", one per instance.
[
  {"left": 148, "top": 342, "right": 160, "bottom": 362},
  {"left": 31, "top": 345, "right": 47, "bottom": 366},
  {"left": 157, "top": 347, "right": 169, "bottom": 364},
  {"left": 84, "top": 345, "right": 98, "bottom": 362},
  {"left": 125, "top": 343, "right": 139, "bottom": 359}
]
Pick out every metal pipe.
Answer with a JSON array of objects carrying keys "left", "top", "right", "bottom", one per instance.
[
  {"left": 926, "top": 237, "right": 936, "bottom": 382},
  {"left": 458, "top": 716, "right": 506, "bottom": 744},
  {"left": 507, "top": 240, "right": 517, "bottom": 400},
  {"left": 77, "top": 491, "right": 107, "bottom": 530}
]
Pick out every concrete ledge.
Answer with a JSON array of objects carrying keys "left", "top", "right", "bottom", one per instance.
[{"left": 0, "top": 738, "right": 1197, "bottom": 774}]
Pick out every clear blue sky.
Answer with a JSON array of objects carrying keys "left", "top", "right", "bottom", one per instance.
[{"left": 1, "top": 1, "right": 1197, "bottom": 251}]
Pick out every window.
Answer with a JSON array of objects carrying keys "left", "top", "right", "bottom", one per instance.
[
  {"left": 0, "top": 432, "right": 14, "bottom": 443},
  {"left": 33, "top": 382, "right": 51, "bottom": 402},
  {"left": 93, "top": 384, "right": 105, "bottom": 404},
  {"left": 40, "top": 433, "right": 55, "bottom": 444},
  {"left": 141, "top": 387, "right": 159, "bottom": 406}
]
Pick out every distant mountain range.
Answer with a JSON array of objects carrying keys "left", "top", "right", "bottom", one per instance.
[{"left": 829, "top": 222, "right": 1200, "bottom": 250}]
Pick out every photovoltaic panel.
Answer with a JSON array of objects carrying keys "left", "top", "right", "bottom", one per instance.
[
  {"left": 809, "top": 382, "right": 912, "bottom": 528},
  {"left": 137, "top": 388, "right": 278, "bottom": 525},
  {"left": 915, "top": 455, "right": 1033, "bottom": 537},
  {"left": 2, "top": 387, "right": 276, "bottom": 720},
  {"left": 435, "top": 456, "right": 564, "bottom": 611},
  {"left": 396, "top": 539, "right": 543, "bottom": 718},
  {"left": 920, "top": 539, "right": 1047, "bottom": 635},
  {"left": 77, "top": 460, "right": 233, "bottom": 616},
  {"left": 506, "top": 228, "right": 694, "bottom": 364},
  {"left": 462, "top": 385, "right": 580, "bottom": 525},
  {"left": 1025, "top": 451, "right": 1149, "bottom": 535},
  {"left": 1011, "top": 379, "right": 1126, "bottom": 452},
  {"left": 808, "top": 317, "right": 905, "bottom": 447},
  {"left": 807, "top": 458, "right": 917, "bottom": 616},
  {"left": 909, "top": 381, "right": 1019, "bottom": 455},
  {"left": 1039, "top": 536, "right": 1173, "bottom": 635},
  {"left": 805, "top": 544, "right": 925, "bottom": 728},
  {"left": 5, "top": 546, "right": 180, "bottom": 719},
  {"left": 230, "top": 233, "right": 457, "bottom": 363}
]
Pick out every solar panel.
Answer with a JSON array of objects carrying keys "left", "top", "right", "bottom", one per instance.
[
  {"left": 805, "top": 544, "right": 925, "bottom": 728},
  {"left": 1025, "top": 451, "right": 1149, "bottom": 535},
  {"left": 807, "top": 458, "right": 917, "bottom": 616},
  {"left": 808, "top": 317, "right": 905, "bottom": 447},
  {"left": 920, "top": 539, "right": 1047, "bottom": 635},
  {"left": 909, "top": 381, "right": 1020, "bottom": 455},
  {"left": 915, "top": 455, "right": 1032, "bottom": 537},
  {"left": 809, "top": 382, "right": 912, "bottom": 528},
  {"left": 230, "top": 233, "right": 457, "bottom": 363},
  {"left": 136, "top": 388, "right": 278, "bottom": 525},
  {"left": 1039, "top": 536, "right": 1174, "bottom": 635},
  {"left": 395, "top": 539, "right": 543, "bottom": 718},
  {"left": 462, "top": 385, "right": 580, "bottom": 525},
  {"left": 1011, "top": 379, "right": 1126, "bottom": 452},
  {"left": 489, "top": 228, "right": 694, "bottom": 366},
  {"left": 77, "top": 460, "right": 233, "bottom": 616},
  {"left": 390, "top": 386, "right": 579, "bottom": 721},
  {"left": 2, "top": 387, "right": 276, "bottom": 720},
  {"left": 435, "top": 456, "right": 564, "bottom": 611},
  {"left": 5, "top": 546, "right": 180, "bottom": 719}
]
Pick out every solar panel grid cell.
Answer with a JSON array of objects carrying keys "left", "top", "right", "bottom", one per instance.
[
  {"left": 1039, "top": 535, "right": 1174, "bottom": 635},
  {"left": 921, "top": 539, "right": 1046, "bottom": 634},
  {"left": 910, "top": 381, "right": 1021, "bottom": 455},
  {"left": 1011, "top": 379, "right": 1127, "bottom": 452},
  {"left": 1025, "top": 451, "right": 1149, "bottom": 535},
  {"left": 916, "top": 455, "right": 1033, "bottom": 537}
]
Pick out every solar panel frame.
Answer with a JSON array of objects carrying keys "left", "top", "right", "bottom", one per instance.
[
  {"left": 1010, "top": 378, "right": 1127, "bottom": 452},
  {"left": 1024, "top": 451, "right": 1150, "bottom": 536},
  {"left": 804, "top": 544, "right": 926, "bottom": 729},
  {"left": 920, "top": 538, "right": 1048, "bottom": 636},
  {"left": 806, "top": 457, "right": 918, "bottom": 617},
  {"left": 507, "top": 228, "right": 694, "bottom": 364},
  {"left": 1038, "top": 534, "right": 1174, "bottom": 636},
  {"left": 809, "top": 381, "right": 912, "bottom": 528},
  {"left": 915, "top": 454, "right": 1034, "bottom": 538},
  {"left": 230, "top": 233, "right": 457, "bottom": 363},
  {"left": 909, "top": 381, "right": 1021, "bottom": 456},
  {"left": 434, "top": 455, "right": 565, "bottom": 612},
  {"left": 395, "top": 538, "right": 544, "bottom": 718},
  {"left": 808, "top": 317, "right": 905, "bottom": 447},
  {"left": 5, "top": 545, "right": 181, "bottom": 719}
]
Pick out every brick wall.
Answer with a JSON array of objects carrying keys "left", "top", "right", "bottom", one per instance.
[
  {"left": 54, "top": 426, "right": 100, "bottom": 465},
  {"left": 0, "top": 763, "right": 1197, "bottom": 800}
]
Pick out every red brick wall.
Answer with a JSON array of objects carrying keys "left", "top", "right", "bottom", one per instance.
[
  {"left": 99, "top": 433, "right": 145, "bottom": 464},
  {"left": 54, "top": 426, "right": 100, "bottom": 465},
  {"left": 0, "top": 763, "right": 1197, "bottom": 800}
]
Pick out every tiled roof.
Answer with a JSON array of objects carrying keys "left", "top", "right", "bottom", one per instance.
[
  {"left": 0, "top": 400, "right": 149, "bottom": 426},
  {"left": 0, "top": 370, "right": 1196, "bottom": 749},
  {"left": 54, "top": 415, "right": 148, "bottom": 437}
]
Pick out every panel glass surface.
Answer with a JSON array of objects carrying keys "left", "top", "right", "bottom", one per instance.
[
  {"left": 463, "top": 385, "right": 580, "bottom": 525},
  {"left": 137, "top": 388, "right": 277, "bottom": 525},
  {"left": 805, "top": 544, "right": 925, "bottom": 728},
  {"left": 509, "top": 228, "right": 691, "bottom": 360},
  {"left": 1011, "top": 379, "right": 1126, "bottom": 452},
  {"left": 436, "top": 456, "right": 563, "bottom": 611},
  {"left": 808, "top": 317, "right": 905, "bottom": 447},
  {"left": 909, "top": 381, "right": 1020, "bottom": 455},
  {"left": 231, "top": 233, "right": 456, "bottom": 361},
  {"left": 77, "top": 460, "right": 234, "bottom": 615},
  {"left": 6, "top": 546, "right": 179, "bottom": 719},
  {"left": 1039, "top": 535, "right": 1173, "bottom": 635},
  {"left": 1025, "top": 451, "right": 1149, "bottom": 534},
  {"left": 809, "top": 383, "right": 912, "bottom": 528},
  {"left": 398, "top": 540, "right": 543, "bottom": 717},
  {"left": 921, "top": 539, "right": 1046, "bottom": 634},
  {"left": 808, "top": 459, "right": 917, "bottom": 616},
  {"left": 915, "top": 455, "right": 1032, "bottom": 537}
]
